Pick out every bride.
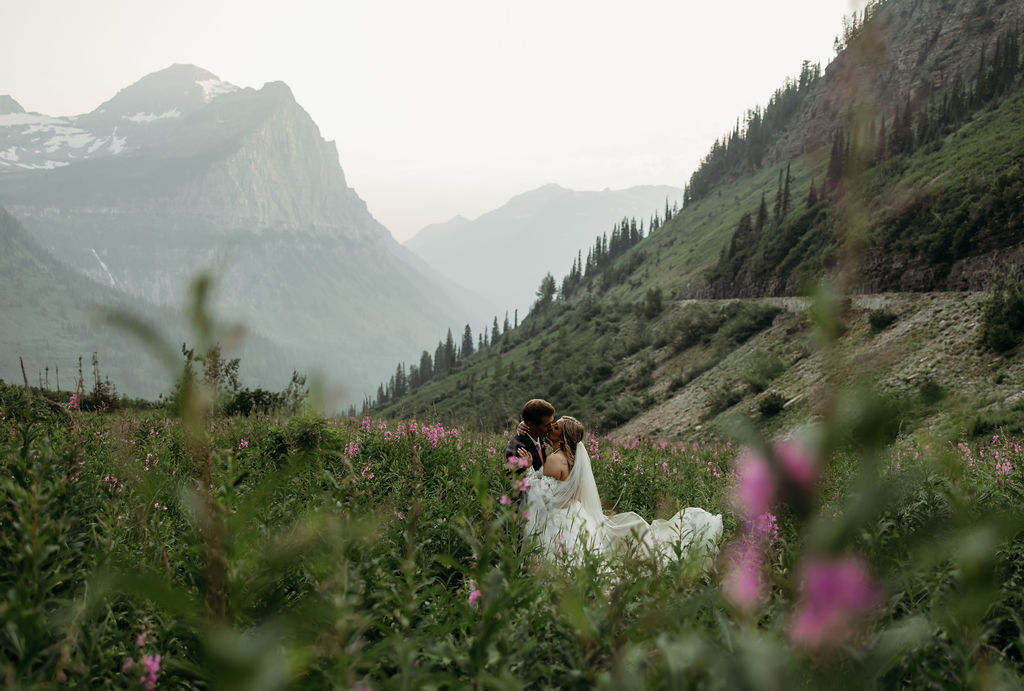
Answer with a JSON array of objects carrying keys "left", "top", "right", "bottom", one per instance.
[{"left": 517, "top": 416, "right": 722, "bottom": 565}]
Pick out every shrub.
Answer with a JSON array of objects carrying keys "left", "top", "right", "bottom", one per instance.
[
  {"left": 742, "top": 350, "right": 786, "bottom": 393},
  {"left": 980, "top": 265, "right": 1024, "bottom": 353},
  {"left": 868, "top": 308, "right": 898, "bottom": 332},
  {"left": 705, "top": 384, "right": 743, "bottom": 418},
  {"left": 759, "top": 391, "right": 788, "bottom": 417}
]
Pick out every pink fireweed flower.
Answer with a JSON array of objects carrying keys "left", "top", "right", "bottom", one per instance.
[
  {"left": 468, "top": 589, "right": 482, "bottom": 606},
  {"left": 515, "top": 477, "right": 530, "bottom": 494},
  {"left": 67, "top": 394, "right": 79, "bottom": 410},
  {"left": 754, "top": 511, "right": 779, "bottom": 546},
  {"left": 774, "top": 439, "right": 818, "bottom": 490},
  {"left": 722, "top": 538, "right": 766, "bottom": 614},
  {"left": 499, "top": 494, "right": 511, "bottom": 505},
  {"left": 238, "top": 438, "right": 248, "bottom": 450},
  {"left": 345, "top": 441, "right": 359, "bottom": 458},
  {"left": 136, "top": 634, "right": 145, "bottom": 647},
  {"left": 996, "top": 460, "right": 1012, "bottom": 481},
  {"left": 732, "top": 448, "right": 776, "bottom": 521},
  {"left": 140, "top": 653, "right": 161, "bottom": 690},
  {"left": 122, "top": 659, "right": 134, "bottom": 671},
  {"left": 790, "top": 557, "right": 880, "bottom": 650},
  {"left": 521, "top": 510, "right": 531, "bottom": 520}
]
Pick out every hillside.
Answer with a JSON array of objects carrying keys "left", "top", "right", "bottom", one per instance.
[{"left": 370, "top": 0, "right": 1024, "bottom": 437}]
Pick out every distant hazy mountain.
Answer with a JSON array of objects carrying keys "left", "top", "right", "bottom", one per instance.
[
  {"left": 405, "top": 183, "right": 684, "bottom": 319},
  {"left": 0, "top": 65, "right": 485, "bottom": 404},
  {"left": 0, "top": 207, "right": 293, "bottom": 399}
]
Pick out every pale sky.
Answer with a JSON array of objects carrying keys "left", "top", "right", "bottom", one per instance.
[{"left": 2, "top": 0, "right": 865, "bottom": 242}]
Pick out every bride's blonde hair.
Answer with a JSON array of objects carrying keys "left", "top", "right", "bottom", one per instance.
[{"left": 559, "top": 416, "right": 584, "bottom": 469}]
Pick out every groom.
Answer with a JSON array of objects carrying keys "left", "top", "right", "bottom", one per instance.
[{"left": 503, "top": 398, "right": 554, "bottom": 474}]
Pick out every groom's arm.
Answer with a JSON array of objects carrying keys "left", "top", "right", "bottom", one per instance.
[{"left": 504, "top": 435, "right": 528, "bottom": 475}]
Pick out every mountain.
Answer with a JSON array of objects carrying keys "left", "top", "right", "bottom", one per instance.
[
  {"left": 404, "top": 183, "right": 683, "bottom": 320},
  {"left": 370, "top": 0, "right": 1024, "bottom": 435},
  {"left": 0, "top": 207, "right": 291, "bottom": 399},
  {"left": 0, "top": 65, "right": 485, "bottom": 404}
]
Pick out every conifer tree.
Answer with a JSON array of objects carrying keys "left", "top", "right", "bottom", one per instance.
[
  {"left": 461, "top": 324, "right": 475, "bottom": 359},
  {"left": 444, "top": 329, "right": 457, "bottom": 371},
  {"left": 756, "top": 192, "right": 768, "bottom": 232},
  {"left": 782, "top": 163, "right": 792, "bottom": 217},
  {"left": 434, "top": 340, "right": 446, "bottom": 376},
  {"left": 420, "top": 350, "right": 433, "bottom": 383}
]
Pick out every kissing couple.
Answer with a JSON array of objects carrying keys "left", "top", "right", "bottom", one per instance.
[{"left": 503, "top": 399, "right": 723, "bottom": 565}]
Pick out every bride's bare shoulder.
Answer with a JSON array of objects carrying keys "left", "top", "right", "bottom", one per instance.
[{"left": 543, "top": 450, "right": 570, "bottom": 480}]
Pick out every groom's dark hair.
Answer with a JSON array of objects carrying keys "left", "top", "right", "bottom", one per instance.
[{"left": 522, "top": 399, "right": 555, "bottom": 424}]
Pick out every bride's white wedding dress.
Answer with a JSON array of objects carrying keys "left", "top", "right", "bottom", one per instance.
[{"left": 523, "top": 442, "right": 722, "bottom": 565}]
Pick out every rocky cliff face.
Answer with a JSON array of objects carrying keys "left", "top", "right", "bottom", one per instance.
[{"left": 0, "top": 65, "right": 481, "bottom": 404}]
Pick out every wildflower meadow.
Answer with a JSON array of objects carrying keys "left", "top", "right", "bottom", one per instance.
[
  {"left": 2, "top": 369, "right": 1024, "bottom": 689},
  {"left": 1, "top": 278, "right": 1022, "bottom": 689}
]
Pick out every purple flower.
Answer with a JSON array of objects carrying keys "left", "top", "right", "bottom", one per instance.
[
  {"left": 722, "top": 538, "right": 766, "bottom": 614},
  {"left": 499, "top": 495, "right": 511, "bottom": 505},
  {"left": 238, "top": 438, "right": 249, "bottom": 450},
  {"left": 732, "top": 448, "right": 776, "bottom": 520},
  {"left": 790, "top": 557, "right": 880, "bottom": 649},
  {"left": 754, "top": 511, "right": 779, "bottom": 546},
  {"left": 67, "top": 394, "right": 79, "bottom": 410},
  {"left": 468, "top": 589, "right": 482, "bottom": 606},
  {"left": 775, "top": 439, "right": 818, "bottom": 490},
  {"left": 140, "top": 653, "right": 161, "bottom": 690}
]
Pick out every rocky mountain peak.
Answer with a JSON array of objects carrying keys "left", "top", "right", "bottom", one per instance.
[
  {"left": 87, "top": 63, "right": 238, "bottom": 123},
  {"left": 0, "top": 96, "right": 25, "bottom": 115}
]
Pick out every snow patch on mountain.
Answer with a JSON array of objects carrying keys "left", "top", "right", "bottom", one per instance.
[
  {"left": 16, "top": 160, "right": 69, "bottom": 170},
  {"left": 197, "top": 78, "right": 238, "bottom": 102},
  {"left": 108, "top": 131, "right": 126, "bottom": 154},
  {"left": 0, "top": 113, "right": 67, "bottom": 127},
  {"left": 124, "top": 109, "right": 181, "bottom": 123},
  {"left": 0, "top": 146, "right": 17, "bottom": 162},
  {"left": 44, "top": 128, "right": 95, "bottom": 152},
  {"left": 90, "top": 248, "right": 118, "bottom": 288}
]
